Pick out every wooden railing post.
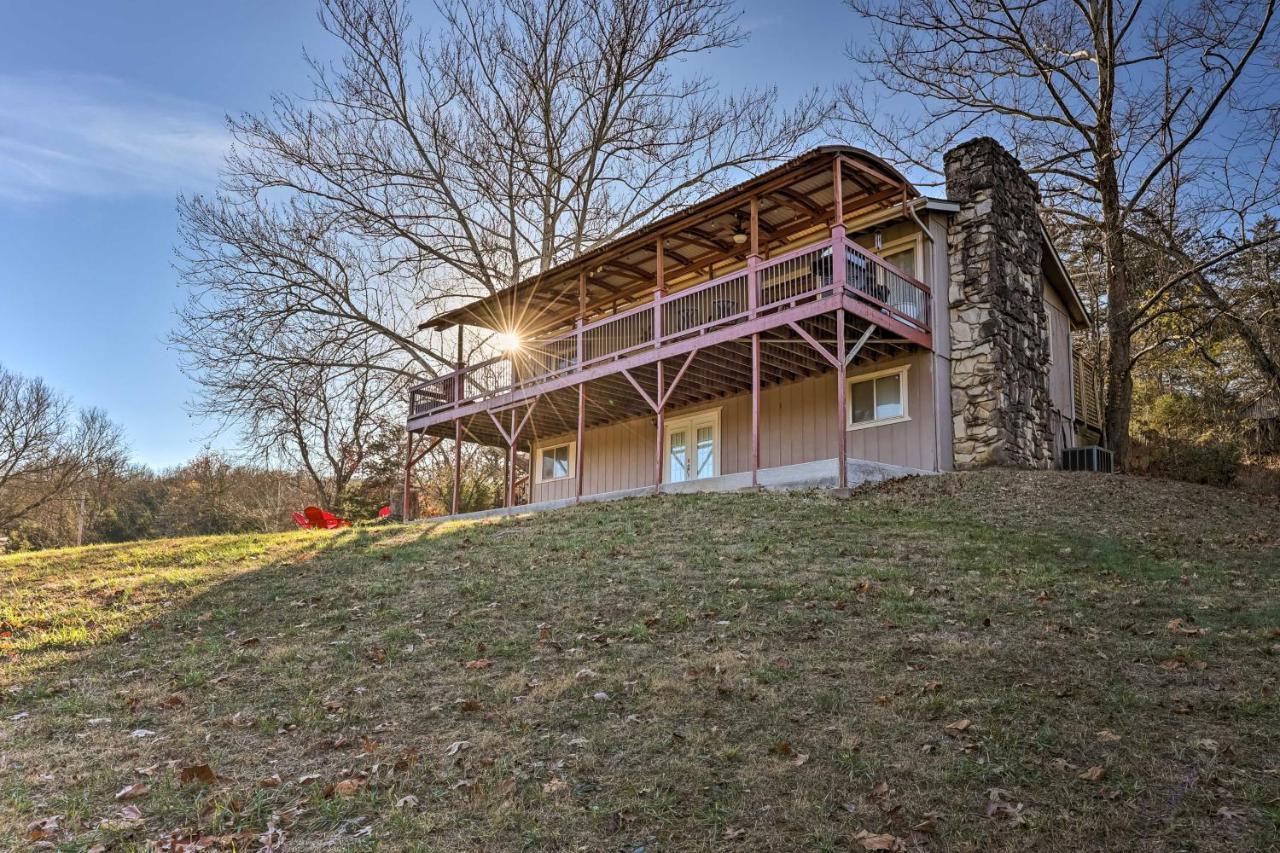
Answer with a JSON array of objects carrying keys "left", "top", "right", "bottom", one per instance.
[
  {"left": 831, "top": 157, "right": 847, "bottom": 293},
  {"left": 748, "top": 196, "right": 760, "bottom": 316},
  {"left": 653, "top": 238, "right": 665, "bottom": 345}
]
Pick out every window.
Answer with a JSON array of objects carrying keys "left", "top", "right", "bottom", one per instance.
[
  {"left": 535, "top": 442, "right": 575, "bottom": 483},
  {"left": 848, "top": 366, "right": 910, "bottom": 429}
]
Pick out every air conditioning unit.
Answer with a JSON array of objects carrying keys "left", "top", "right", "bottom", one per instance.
[{"left": 1062, "top": 445, "right": 1114, "bottom": 473}]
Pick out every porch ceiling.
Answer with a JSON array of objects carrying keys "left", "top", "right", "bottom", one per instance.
[
  {"left": 423, "top": 146, "right": 916, "bottom": 338},
  {"left": 420, "top": 311, "right": 921, "bottom": 449}
]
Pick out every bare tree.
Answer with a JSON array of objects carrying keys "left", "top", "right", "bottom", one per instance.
[
  {"left": 839, "top": 0, "right": 1279, "bottom": 466},
  {"left": 177, "top": 0, "right": 826, "bottom": 380},
  {"left": 0, "top": 365, "right": 126, "bottom": 531}
]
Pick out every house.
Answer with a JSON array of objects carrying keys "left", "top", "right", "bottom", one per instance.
[{"left": 405, "top": 137, "right": 1100, "bottom": 516}]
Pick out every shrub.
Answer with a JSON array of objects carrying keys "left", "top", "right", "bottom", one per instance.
[{"left": 1132, "top": 439, "right": 1241, "bottom": 487}]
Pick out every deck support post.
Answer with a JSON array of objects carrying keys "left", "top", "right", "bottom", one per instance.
[
  {"left": 403, "top": 429, "right": 414, "bottom": 521},
  {"left": 751, "top": 333, "right": 761, "bottom": 488},
  {"left": 654, "top": 361, "right": 665, "bottom": 493},
  {"left": 835, "top": 307, "right": 848, "bottom": 491},
  {"left": 507, "top": 410, "right": 516, "bottom": 508},
  {"left": 576, "top": 383, "right": 586, "bottom": 504},
  {"left": 451, "top": 419, "right": 462, "bottom": 515}
]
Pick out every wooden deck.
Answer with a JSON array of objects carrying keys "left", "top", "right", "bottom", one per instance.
[{"left": 408, "top": 231, "right": 931, "bottom": 441}]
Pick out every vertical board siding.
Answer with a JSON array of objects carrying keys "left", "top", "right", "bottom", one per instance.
[{"left": 530, "top": 351, "right": 938, "bottom": 503}]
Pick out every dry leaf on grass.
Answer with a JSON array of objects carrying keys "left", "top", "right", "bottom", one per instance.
[
  {"left": 445, "top": 740, "right": 471, "bottom": 756},
  {"left": 943, "top": 719, "right": 971, "bottom": 734},
  {"left": 1077, "top": 765, "right": 1106, "bottom": 781},
  {"left": 328, "top": 777, "right": 364, "bottom": 798},
  {"left": 25, "top": 815, "right": 61, "bottom": 841},
  {"left": 854, "top": 828, "right": 905, "bottom": 851},
  {"left": 115, "top": 782, "right": 150, "bottom": 800},
  {"left": 179, "top": 763, "right": 216, "bottom": 786},
  {"left": 259, "top": 774, "right": 282, "bottom": 788},
  {"left": 462, "top": 658, "right": 492, "bottom": 669}
]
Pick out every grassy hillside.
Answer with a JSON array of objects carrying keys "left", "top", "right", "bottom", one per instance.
[{"left": 2, "top": 471, "right": 1278, "bottom": 851}]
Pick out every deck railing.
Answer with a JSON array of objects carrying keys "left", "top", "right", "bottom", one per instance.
[{"left": 409, "top": 233, "right": 931, "bottom": 418}]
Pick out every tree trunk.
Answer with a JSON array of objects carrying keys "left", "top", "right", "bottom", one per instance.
[{"left": 1096, "top": 4, "right": 1134, "bottom": 469}]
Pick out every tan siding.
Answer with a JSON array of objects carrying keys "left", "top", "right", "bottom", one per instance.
[{"left": 530, "top": 352, "right": 939, "bottom": 502}]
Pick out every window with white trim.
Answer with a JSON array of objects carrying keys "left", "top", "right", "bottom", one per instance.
[
  {"left": 535, "top": 442, "right": 575, "bottom": 483},
  {"left": 848, "top": 365, "right": 910, "bottom": 429},
  {"left": 878, "top": 235, "right": 921, "bottom": 280}
]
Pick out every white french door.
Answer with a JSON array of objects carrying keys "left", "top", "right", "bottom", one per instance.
[{"left": 664, "top": 410, "right": 720, "bottom": 483}]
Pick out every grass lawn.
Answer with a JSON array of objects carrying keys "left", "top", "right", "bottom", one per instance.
[{"left": 2, "top": 470, "right": 1278, "bottom": 851}]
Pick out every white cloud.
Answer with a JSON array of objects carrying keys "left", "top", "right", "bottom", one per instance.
[{"left": 0, "top": 73, "right": 229, "bottom": 203}]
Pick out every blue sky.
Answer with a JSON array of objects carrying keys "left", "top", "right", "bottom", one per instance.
[{"left": 0, "top": 0, "right": 859, "bottom": 468}]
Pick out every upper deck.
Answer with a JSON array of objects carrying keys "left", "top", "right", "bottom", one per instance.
[
  {"left": 407, "top": 148, "right": 942, "bottom": 442},
  {"left": 408, "top": 229, "right": 931, "bottom": 430}
]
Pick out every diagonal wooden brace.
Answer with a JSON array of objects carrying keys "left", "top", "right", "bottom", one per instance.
[
  {"left": 845, "top": 325, "right": 875, "bottom": 367},
  {"left": 788, "top": 321, "right": 839, "bottom": 368},
  {"left": 659, "top": 349, "right": 699, "bottom": 410},
  {"left": 620, "top": 368, "right": 660, "bottom": 412},
  {"left": 409, "top": 436, "right": 443, "bottom": 467}
]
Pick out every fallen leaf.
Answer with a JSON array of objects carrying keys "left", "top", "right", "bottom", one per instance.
[
  {"left": 854, "top": 828, "right": 905, "bottom": 851},
  {"left": 943, "top": 719, "right": 971, "bottom": 734},
  {"left": 130, "top": 728, "right": 156, "bottom": 738},
  {"left": 115, "top": 782, "right": 150, "bottom": 800},
  {"left": 120, "top": 805, "right": 144, "bottom": 821},
  {"left": 793, "top": 752, "right": 809, "bottom": 767},
  {"left": 445, "top": 740, "right": 471, "bottom": 756},
  {"left": 395, "top": 794, "right": 420, "bottom": 808},
  {"left": 25, "top": 815, "right": 61, "bottom": 841},
  {"left": 462, "top": 658, "right": 492, "bottom": 669},
  {"left": 179, "top": 764, "right": 216, "bottom": 786},
  {"left": 1077, "top": 765, "right": 1105, "bottom": 781},
  {"left": 542, "top": 777, "right": 569, "bottom": 795},
  {"left": 329, "top": 777, "right": 364, "bottom": 798},
  {"left": 1096, "top": 729, "right": 1121, "bottom": 743},
  {"left": 259, "top": 774, "right": 282, "bottom": 788}
]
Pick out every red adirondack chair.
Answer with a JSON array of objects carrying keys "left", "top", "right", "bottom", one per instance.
[
  {"left": 303, "top": 506, "right": 350, "bottom": 529},
  {"left": 291, "top": 511, "right": 312, "bottom": 529},
  {"left": 378, "top": 505, "right": 391, "bottom": 518}
]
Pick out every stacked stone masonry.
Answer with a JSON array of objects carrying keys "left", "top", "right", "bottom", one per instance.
[{"left": 943, "top": 137, "right": 1054, "bottom": 469}]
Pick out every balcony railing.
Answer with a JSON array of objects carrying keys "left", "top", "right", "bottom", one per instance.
[{"left": 410, "top": 233, "right": 931, "bottom": 419}]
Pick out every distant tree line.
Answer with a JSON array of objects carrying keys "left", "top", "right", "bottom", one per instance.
[{"left": 0, "top": 363, "right": 510, "bottom": 552}]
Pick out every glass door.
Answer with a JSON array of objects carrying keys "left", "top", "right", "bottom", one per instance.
[
  {"left": 667, "top": 425, "right": 690, "bottom": 483},
  {"left": 665, "top": 412, "right": 719, "bottom": 482}
]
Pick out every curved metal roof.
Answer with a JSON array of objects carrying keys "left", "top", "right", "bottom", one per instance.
[{"left": 423, "top": 146, "right": 918, "bottom": 333}]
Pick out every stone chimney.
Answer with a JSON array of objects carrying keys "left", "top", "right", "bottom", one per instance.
[{"left": 944, "top": 138, "right": 1053, "bottom": 469}]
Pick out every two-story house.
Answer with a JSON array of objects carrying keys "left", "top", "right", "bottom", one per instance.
[{"left": 405, "top": 137, "right": 1101, "bottom": 517}]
